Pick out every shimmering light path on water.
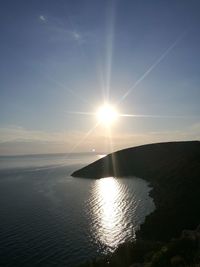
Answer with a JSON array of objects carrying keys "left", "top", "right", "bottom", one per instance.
[{"left": 0, "top": 154, "right": 155, "bottom": 266}]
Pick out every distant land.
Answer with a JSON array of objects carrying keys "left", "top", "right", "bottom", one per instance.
[{"left": 72, "top": 141, "right": 200, "bottom": 266}]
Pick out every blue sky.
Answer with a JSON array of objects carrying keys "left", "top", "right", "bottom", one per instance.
[{"left": 0, "top": 0, "right": 200, "bottom": 155}]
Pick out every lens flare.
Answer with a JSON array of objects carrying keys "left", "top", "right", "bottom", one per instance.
[{"left": 96, "top": 104, "right": 118, "bottom": 126}]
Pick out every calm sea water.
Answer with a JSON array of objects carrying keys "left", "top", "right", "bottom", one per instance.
[{"left": 0, "top": 153, "right": 155, "bottom": 267}]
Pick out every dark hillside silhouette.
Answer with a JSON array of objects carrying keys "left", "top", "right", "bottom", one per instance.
[{"left": 72, "top": 141, "right": 200, "bottom": 241}]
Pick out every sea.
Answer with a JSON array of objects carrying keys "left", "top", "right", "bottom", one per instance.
[{"left": 0, "top": 153, "right": 155, "bottom": 267}]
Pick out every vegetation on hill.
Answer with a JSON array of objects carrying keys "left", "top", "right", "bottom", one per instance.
[{"left": 78, "top": 225, "right": 200, "bottom": 267}]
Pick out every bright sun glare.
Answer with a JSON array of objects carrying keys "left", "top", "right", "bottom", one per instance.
[{"left": 96, "top": 104, "right": 119, "bottom": 126}]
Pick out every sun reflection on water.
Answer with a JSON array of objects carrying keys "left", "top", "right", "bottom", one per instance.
[
  {"left": 91, "top": 177, "right": 127, "bottom": 249},
  {"left": 87, "top": 176, "right": 155, "bottom": 253}
]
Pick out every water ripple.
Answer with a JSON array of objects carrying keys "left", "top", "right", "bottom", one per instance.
[{"left": 0, "top": 167, "right": 155, "bottom": 267}]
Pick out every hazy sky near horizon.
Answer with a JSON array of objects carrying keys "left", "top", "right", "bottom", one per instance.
[{"left": 0, "top": 0, "right": 200, "bottom": 155}]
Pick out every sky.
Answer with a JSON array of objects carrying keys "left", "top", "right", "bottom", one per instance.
[{"left": 0, "top": 0, "right": 200, "bottom": 155}]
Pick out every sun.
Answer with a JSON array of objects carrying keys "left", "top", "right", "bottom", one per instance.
[{"left": 96, "top": 104, "right": 119, "bottom": 126}]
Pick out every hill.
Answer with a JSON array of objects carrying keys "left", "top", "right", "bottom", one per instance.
[{"left": 72, "top": 141, "right": 200, "bottom": 241}]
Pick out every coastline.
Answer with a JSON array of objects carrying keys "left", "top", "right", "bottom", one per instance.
[{"left": 72, "top": 141, "right": 200, "bottom": 266}]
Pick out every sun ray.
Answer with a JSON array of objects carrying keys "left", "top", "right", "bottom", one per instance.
[
  {"left": 42, "top": 121, "right": 101, "bottom": 178},
  {"left": 65, "top": 111, "right": 95, "bottom": 116},
  {"left": 67, "top": 122, "right": 101, "bottom": 155},
  {"left": 119, "top": 113, "right": 197, "bottom": 119},
  {"left": 105, "top": 0, "right": 116, "bottom": 101},
  {"left": 117, "top": 32, "right": 187, "bottom": 104},
  {"left": 107, "top": 127, "right": 118, "bottom": 177},
  {"left": 96, "top": 104, "right": 118, "bottom": 126},
  {"left": 45, "top": 75, "right": 92, "bottom": 106}
]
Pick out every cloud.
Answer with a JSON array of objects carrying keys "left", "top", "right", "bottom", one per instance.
[
  {"left": 72, "top": 31, "right": 81, "bottom": 40},
  {"left": 39, "top": 15, "right": 46, "bottom": 22},
  {"left": 0, "top": 126, "right": 100, "bottom": 155},
  {"left": 48, "top": 27, "right": 84, "bottom": 43},
  {"left": 38, "top": 15, "right": 86, "bottom": 44},
  {"left": 71, "top": 31, "right": 84, "bottom": 42},
  {"left": 0, "top": 126, "right": 79, "bottom": 144},
  {"left": 0, "top": 124, "right": 199, "bottom": 155}
]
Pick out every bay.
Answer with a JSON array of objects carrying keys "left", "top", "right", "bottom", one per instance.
[{"left": 0, "top": 153, "right": 155, "bottom": 267}]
